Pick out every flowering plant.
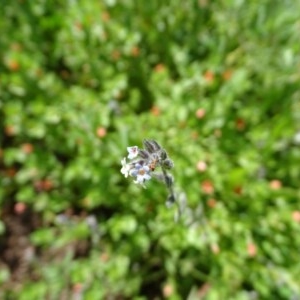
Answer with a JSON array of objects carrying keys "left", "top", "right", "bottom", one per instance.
[{"left": 120, "top": 139, "right": 176, "bottom": 206}]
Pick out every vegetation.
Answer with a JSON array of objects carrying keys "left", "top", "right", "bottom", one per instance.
[{"left": 1, "top": 0, "right": 300, "bottom": 299}]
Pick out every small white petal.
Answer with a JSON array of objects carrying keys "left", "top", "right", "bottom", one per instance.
[
  {"left": 120, "top": 157, "right": 131, "bottom": 177},
  {"left": 121, "top": 158, "right": 127, "bottom": 166},
  {"left": 143, "top": 165, "right": 150, "bottom": 172},
  {"left": 143, "top": 174, "right": 151, "bottom": 181},
  {"left": 127, "top": 146, "right": 139, "bottom": 159}
]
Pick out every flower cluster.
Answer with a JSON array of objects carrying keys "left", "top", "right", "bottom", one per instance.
[{"left": 120, "top": 140, "right": 175, "bottom": 201}]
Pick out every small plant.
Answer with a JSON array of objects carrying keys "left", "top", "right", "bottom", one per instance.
[{"left": 121, "top": 139, "right": 176, "bottom": 206}]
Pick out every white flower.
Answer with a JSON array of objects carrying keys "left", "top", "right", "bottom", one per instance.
[
  {"left": 127, "top": 146, "right": 139, "bottom": 159},
  {"left": 130, "top": 164, "right": 151, "bottom": 186},
  {"left": 120, "top": 157, "right": 131, "bottom": 178}
]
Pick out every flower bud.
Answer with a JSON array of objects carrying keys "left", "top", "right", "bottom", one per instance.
[
  {"left": 138, "top": 149, "right": 150, "bottom": 159},
  {"left": 162, "top": 159, "right": 174, "bottom": 169},
  {"left": 159, "top": 149, "right": 168, "bottom": 160},
  {"left": 165, "top": 174, "right": 174, "bottom": 188},
  {"left": 143, "top": 139, "right": 161, "bottom": 153},
  {"left": 151, "top": 140, "right": 162, "bottom": 151},
  {"left": 166, "top": 194, "right": 176, "bottom": 207}
]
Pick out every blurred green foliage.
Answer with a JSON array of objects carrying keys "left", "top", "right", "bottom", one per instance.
[{"left": 1, "top": 0, "right": 300, "bottom": 299}]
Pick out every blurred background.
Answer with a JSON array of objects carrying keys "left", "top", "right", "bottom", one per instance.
[{"left": 1, "top": 1, "right": 300, "bottom": 299}]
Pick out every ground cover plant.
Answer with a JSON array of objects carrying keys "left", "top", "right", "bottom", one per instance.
[{"left": 1, "top": 0, "right": 300, "bottom": 299}]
